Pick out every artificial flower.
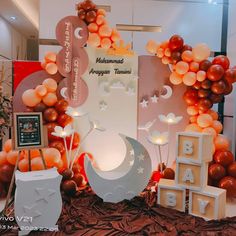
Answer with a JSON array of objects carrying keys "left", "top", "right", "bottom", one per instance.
[
  {"left": 158, "top": 113, "right": 183, "bottom": 125},
  {"left": 66, "top": 106, "right": 87, "bottom": 118},
  {"left": 147, "top": 131, "right": 168, "bottom": 146},
  {"left": 52, "top": 124, "right": 74, "bottom": 138},
  {"left": 90, "top": 120, "right": 106, "bottom": 132}
]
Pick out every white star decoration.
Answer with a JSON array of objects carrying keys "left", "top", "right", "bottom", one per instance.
[
  {"left": 138, "top": 154, "right": 144, "bottom": 161},
  {"left": 129, "top": 160, "right": 134, "bottom": 166},
  {"left": 99, "top": 101, "right": 108, "bottom": 111},
  {"left": 140, "top": 99, "right": 148, "bottom": 108},
  {"left": 137, "top": 167, "right": 144, "bottom": 174},
  {"left": 129, "top": 149, "right": 134, "bottom": 156},
  {"left": 23, "top": 205, "right": 42, "bottom": 219},
  {"left": 150, "top": 94, "right": 159, "bottom": 103},
  {"left": 35, "top": 188, "right": 56, "bottom": 203}
]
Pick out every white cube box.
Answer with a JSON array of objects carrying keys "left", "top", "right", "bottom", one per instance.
[
  {"left": 158, "top": 179, "right": 186, "bottom": 212},
  {"left": 189, "top": 186, "right": 226, "bottom": 220},
  {"left": 176, "top": 132, "right": 213, "bottom": 164},
  {"left": 175, "top": 160, "right": 208, "bottom": 191}
]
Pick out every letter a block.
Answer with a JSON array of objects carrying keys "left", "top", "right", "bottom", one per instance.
[
  {"left": 176, "top": 132, "right": 213, "bottom": 164},
  {"left": 175, "top": 160, "right": 208, "bottom": 191},
  {"left": 189, "top": 186, "right": 226, "bottom": 220},
  {"left": 158, "top": 179, "right": 186, "bottom": 212}
]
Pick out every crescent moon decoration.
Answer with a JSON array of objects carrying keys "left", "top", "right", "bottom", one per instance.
[
  {"left": 60, "top": 87, "right": 68, "bottom": 99},
  {"left": 74, "top": 27, "right": 83, "bottom": 39},
  {"left": 85, "top": 135, "right": 152, "bottom": 203},
  {"left": 160, "top": 85, "right": 173, "bottom": 99}
]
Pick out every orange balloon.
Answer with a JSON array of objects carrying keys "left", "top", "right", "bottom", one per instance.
[
  {"left": 189, "top": 61, "right": 199, "bottom": 72},
  {"left": 187, "top": 106, "right": 199, "bottom": 116},
  {"left": 42, "top": 78, "right": 58, "bottom": 92},
  {"left": 18, "top": 159, "right": 29, "bottom": 172},
  {"left": 202, "top": 127, "right": 217, "bottom": 138},
  {"left": 88, "top": 23, "right": 99, "bottom": 33},
  {"left": 146, "top": 40, "right": 158, "bottom": 54},
  {"left": 31, "top": 157, "right": 44, "bottom": 171},
  {"left": 197, "top": 114, "right": 213, "bottom": 128},
  {"left": 88, "top": 33, "right": 101, "bottom": 47},
  {"left": 214, "top": 135, "right": 230, "bottom": 151},
  {"left": 185, "top": 123, "right": 202, "bottom": 133},
  {"left": 99, "top": 25, "right": 112, "bottom": 37},
  {"left": 45, "top": 52, "right": 57, "bottom": 63},
  {"left": 207, "top": 109, "right": 219, "bottom": 120},
  {"left": 35, "top": 85, "right": 47, "bottom": 97},
  {"left": 96, "top": 15, "right": 105, "bottom": 25},
  {"left": 100, "top": 38, "right": 112, "bottom": 49},
  {"left": 43, "top": 92, "right": 58, "bottom": 107},
  {"left": 22, "top": 89, "right": 42, "bottom": 107},
  {"left": 111, "top": 29, "right": 120, "bottom": 43},
  {"left": 160, "top": 40, "right": 169, "bottom": 49},
  {"left": 181, "top": 50, "right": 193, "bottom": 62},
  {"left": 3, "top": 139, "right": 12, "bottom": 153},
  {"left": 6, "top": 151, "right": 19, "bottom": 165},
  {"left": 170, "top": 72, "right": 183, "bottom": 85},
  {"left": 189, "top": 116, "right": 198, "bottom": 123},
  {"left": 183, "top": 72, "right": 197, "bottom": 86},
  {"left": 45, "top": 63, "right": 58, "bottom": 75},
  {"left": 176, "top": 61, "right": 189, "bottom": 75},
  {"left": 162, "top": 56, "right": 170, "bottom": 65},
  {"left": 0, "top": 151, "right": 7, "bottom": 166},
  {"left": 43, "top": 148, "right": 61, "bottom": 168},
  {"left": 211, "top": 120, "right": 223, "bottom": 134},
  {"left": 156, "top": 48, "right": 164, "bottom": 58},
  {"left": 164, "top": 48, "right": 171, "bottom": 57},
  {"left": 192, "top": 43, "right": 211, "bottom": 62},
  {"left": 23, "top": 149, "right": 41, "bottom": 159},
  {"left": 97, "top": 9, "right": 106, "bottom": 16},
  {"left": 41, "top": 61, "right": 47, "bottom": 69},
  {"left": 196, "top": 70, "right": 206, "bottom": 82}
]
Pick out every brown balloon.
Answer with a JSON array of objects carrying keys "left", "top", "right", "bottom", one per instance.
[
  {"left": 207, "top": 64, "right": 225, "bottom": 82},
  {"left": 62, "top": 180, "right": 77, "bottom": 196},
  {"left": 62, "top": 169, "right": 74, "bottom": 180},
  {"left": 199, "top": 60, "right": 212, "bottom": 71},
  {"left": 0, "top": 164, "right": 14, "bottom": 183},
  {"left": 83, "top": 0, "right": 95, "bottom": 11},
  {"left": 55, "top": 99, "right": 69, "bottom": 114},
  {"left": 33, "top": 102, "right": 48, "bottom": 113},
  {"left": 209, "top": 93, "right": 224, "bottom": 104},
  {"left": 193, "top": 81, "right": 201, "bottom": 90},
  {"left": 169, "top": 35, "right": 184, "bottom": 52},
  {"left": 163, "top": 168, "right": 175, "bottom": 180},
  {"left": 224, "top": 79, "right": 233, "bottom": 95},
  {"left": 198, "top": 89, "right": 211, "bottom": 98},
  {"left": 72, "top": 173, "right": 84, "bottom": 187},
  {"left": 214, "top": 150, "right": 234, "bottom": 167},
  {"left": 183, "top": 89, "right": 199, "bottom": 106},
  {"left": 182, "top": 44, "right": 192, "bottom": 52},
  {"left": 218, "top": 176, "right": 236, "bottom": 198},
  {"left": 86, "top": 10, "right": 97, "bottom": 23},
  {"left": 212, "top": 55, "right": 230, "bottom": 70},
  {"left": 57, "top": 114, "right": 73, "bottom": 128},
  {"left": 208, "top": 163, "right": 226, "bottom": 180},
  {"left": 43, "top": 108, "right": 58, "bottom": 122},
  {"left": 46, "top": 122, "right": 61, "bottom": 142},
  {"left": 198, "top": 98, "right": 213, "bottom": 112},
  {"left": 211, "top": 80, "right": 226, "bottom": 95},
  {"left": 227, "top": 162, "right": 236, "bottom": 178},
  {"left": 171, "top": 51, "right": 181, "bottom": 63},
  {"left": 225, "top": 68, "right": 236, "bottom": 84},
  {"left": 78, "top": 9, "right": 86, "bottom": 20},
  {"left": 201, "top": 79, "right": 212, "bottom": 89}
]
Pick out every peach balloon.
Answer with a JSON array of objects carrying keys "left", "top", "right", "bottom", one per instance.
[
  {"left": 187, "top": 106, "right": 199, "bottom": 116},
  {"left": 207, "top": 109, "right": 219, "bottom": 120},
  {"left": 181, "top": 50, "right": 193, "bottom": 62},
  {"left": 42, "top": 78, "right": 58, "bottom": 92},
  {"left": 45, "top": 52, "right": 57, "bottom": 63},
  {"left": 170, "top": 72, "right": 183, "bottom": 85},
  {"left": 88, "top": 23, "right": 99, "bottom": 33},
  {"left": 164, "top": 48, "right": 171, "bottom": 57},
  {"left": 99, "top": 25, "right": 112, "bottom": 37},
  {"left": 23, "top": 149, "right": 41, "bottom": 159},
  {"left": 162, "top": 56, "right": 170, "bottom": 65},
  {"left": 211, "top": 120, "right": 223, "bottom": 134},
  {"left": 97, "top": 9, "right": 106, "bottom": 16},
  {"left": 197, "top": 70, "right": 206, "bottom": 82},
  {"left": 42, "top": 92, "right": 58, "bottom": 107},
  {"left": 146, "top": 40, "right": 158, "bottom": 54},
  {"left": 197, "top": 114, "right": 213, "bottom": 128},
  {"left": 202, "top": 127, "right": 217, "bottom": 138},
  {"left": 6, "top": 151, "right": 19, "bottom": 165},
  {"left": 214, "top": 134, "right": 230, "bottom": 151},
  {"left": 156, "top": 48, "right": 164, "bottom": 58},
  {"left": 96, "top": 15, "right": 105, "bottom": 25},
  {"left": 3, "top": 139, "right": 12, "bottom": 153},
  {"left": 160, "top": 40, "right": 169, "bottom": 49},
  {"left": 111, "top": 29, "right": 120, "bottom": 43},
  {"left": 41, "top": 62, "right": 47, "bottom": 69},
  {"left": 88, "top": 33, "right": 101, "bottom": 47},
  {"left": 0, "top": 151, "right": 7, "bottom": 166},
  {"left": 35, "top": 85, "right": 47, "bottom": 97},
  {"left": 189, "top": 61, "right": 199, "bottom": 72},
  {"left": 176, "top": 61, "right": 189, "bottom": 75},
  {"left": 43, "top": 148, "right": 61, "bottom": 168},
  {"left": 22, "top": 89, "right": 41, "bottom": 107},
  {"left": 31, "top": 157, "right": 44, "bottom": 171},
  {"left": 101, "top": 38, "right": 112, "bottom": 49},
  {"left": 183, "top": 72, "right": 197, "bottom": 86},
  {"left": 45, "top": 63, "right": 58, "bottom": 75},
  {"left": 192, "top": 43, "right": 211, "bottom": 62},
  {"left": 185, "top": 123, "right": 202, "bottom": 133},
  {"left": 18, "top": 159, "right": 29, "bottom": 172},
  {"left": 189, "top": 116, "right": 198, "bottom": 123}
]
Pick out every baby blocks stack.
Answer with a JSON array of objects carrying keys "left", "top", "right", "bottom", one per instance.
[{"left": 158, "top": 132, "right": 226, "bottom": 220}]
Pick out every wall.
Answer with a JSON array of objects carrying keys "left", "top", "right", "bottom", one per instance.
[{"left": 0, "top": 16, "right": 27, "bottom": 60}]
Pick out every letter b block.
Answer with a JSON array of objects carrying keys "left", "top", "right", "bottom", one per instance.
[
  {"left": 189, "top": 186, "right": 226, "bottom": 220},
  {"left": 176, "top": 132, "right": 213, "bottom": 164},
  {"left": 158, "top": 179, "right": 186, "bottom": 212}
]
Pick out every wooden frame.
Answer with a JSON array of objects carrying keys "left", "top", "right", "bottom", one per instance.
[{"left": 13, "top": 112, "right": 47, "bottom": 150}]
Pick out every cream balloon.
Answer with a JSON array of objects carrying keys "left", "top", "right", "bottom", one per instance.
[{"left": 84, "top": 135, "right": 152, "bottom": 203}]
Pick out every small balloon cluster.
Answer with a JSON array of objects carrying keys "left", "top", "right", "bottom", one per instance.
[
  {"left": 77, "top": 0, "right": 123, "bottom": 51},
  {"left": 41, "top": 52, "right": 58, "bottom": 75},
  {"left": 146, "top": 35, "right": 236, "bottom": 197}
]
